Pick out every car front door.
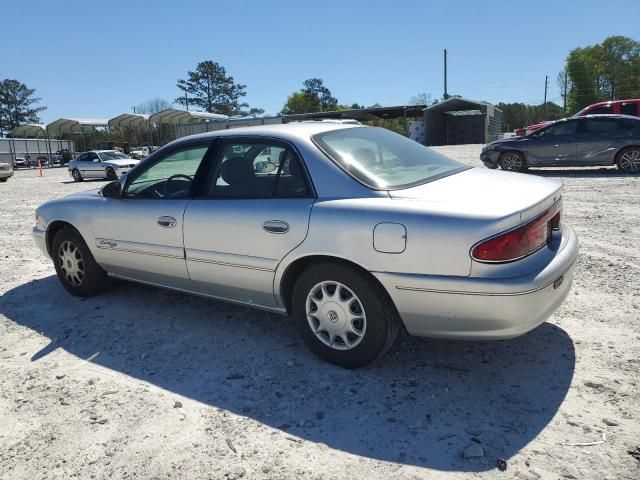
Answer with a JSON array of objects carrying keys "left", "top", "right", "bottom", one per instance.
[
  {"left": 74, "top": 153, "right": 90, "bottom": 176},
  {"left": 575, "top": 117, "right": 626, "bottom": 165},
  {"left": 183, "top": 139, "right": 315, "bottom": 308},
  {"left": 83, "top": 152, "right": 102, "bottom": 177},
  {"left": 526, "top": 120, "right": 578, "bottom": 166},
  {"left": 92, "top": 142, "right": 213, "bottom": 287}
]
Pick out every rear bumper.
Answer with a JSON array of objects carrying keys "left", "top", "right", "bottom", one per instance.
[
  {"left": 374, "top": 224, "right": 579, "bottom": 340},
  {"left": 0, "top": 170, "right": 14, "bottom": 179}
]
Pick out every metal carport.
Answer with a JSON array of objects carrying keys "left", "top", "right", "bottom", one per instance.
[
  {"left": 148, "top": 109, "right": 228, "bottom": 143},
  {"left": 9, "top": 124, "right": 52, "bottom": 165},
  {"left": 46, "top": 118, "right": 109, "bottom": 153}
]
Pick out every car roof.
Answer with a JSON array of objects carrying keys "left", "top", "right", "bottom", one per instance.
[
  {"left": 169, "top": 121, "right": 364, "bottom": 146},
  {"left": 586, "top": 98, "right": 640, "bottom": 107}
]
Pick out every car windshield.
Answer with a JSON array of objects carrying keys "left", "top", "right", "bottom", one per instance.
[
  {"left": 99, "top": 151, "right": 129, "bottom": 160},
  {"left": 312, "top": 127, "right": 468, "bottom": 189}
]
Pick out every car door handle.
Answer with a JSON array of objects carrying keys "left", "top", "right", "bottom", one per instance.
[
  {"left": 157, "top": 216, "right": 177, "bottom": 228},
  {"left": 262, "top": 220, "right": 289, "bottom": 234}
]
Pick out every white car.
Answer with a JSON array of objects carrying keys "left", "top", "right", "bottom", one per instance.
[
  {"left": 130, "top": 146, "right": 151, "bottom": 159},
  {"left": 68, "top": 150, "right": 140, "bottom": 182},
  {"left": 0, "top": 162, "right": 14, "bottom": 182}
]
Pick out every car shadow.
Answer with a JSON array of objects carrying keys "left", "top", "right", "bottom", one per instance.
[
  {"left": 0, "top": 276, "right": 575, "bottom": 472},
  {"left": 528, "top": 167, "right": 640, "bottom": 178}
]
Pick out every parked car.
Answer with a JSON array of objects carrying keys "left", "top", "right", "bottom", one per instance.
[
  {"left": 54, "top": 149, "right": 72, "bottom": 165},
  {"left": 130, "top": 146, "right": 151, "bottom": 159},
  {"left": 482, "top": 115, "right": 640, "bottom": 173},
  {"left": 34, "top": 122, "right": 578, "bottom": 367},
  {"left": 0, "top": 161, "right": 14, "bottom": 182},
  {"left": 68, "top": 150, "right": 140, "bottom": 182},
  {"left": 28, "top": 155, "right": 49, "bottom": 168},
  {"left": 13, "top": 157, "right": 27, "bottom": 169}
]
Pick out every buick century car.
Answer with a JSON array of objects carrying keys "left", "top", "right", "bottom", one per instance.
[
  {"left": 34, "top": 122, "right": 578, "bottom": 367},
  {"left": 68, "top": 150, "right": 140, "bottom": 182}
]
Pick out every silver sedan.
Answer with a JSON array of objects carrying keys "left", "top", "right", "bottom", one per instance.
[
  {"left": 68, "top": 150, "right": 140, "bottom": 182},
  {"left": 34, "top": 122, "right": 578, "bottom": 367}
]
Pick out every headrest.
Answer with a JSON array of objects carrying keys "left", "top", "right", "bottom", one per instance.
[
  {"left": 352, "top": 148, "right": 377, "bottom": 166},
  {"left": 220, "top": 157, "right": 255, "bottom": 185}
]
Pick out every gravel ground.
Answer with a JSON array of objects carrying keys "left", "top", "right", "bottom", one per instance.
[{"left": 1, "top": 146, "right": 639, "bottom": 480}]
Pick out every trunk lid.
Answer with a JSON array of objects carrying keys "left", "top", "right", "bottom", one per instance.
[{"left": 388, "top": 167, "right": 562, "bottom": 226}]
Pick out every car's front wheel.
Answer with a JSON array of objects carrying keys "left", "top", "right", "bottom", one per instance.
[
  {"left": 52, "top": 226, "right": 109, "bottom": 297},
  {"left": 72, "top": 169, "right": 82, "bottom": 182},
  {"left": 106, "top": 168, "right": 117, "bottom": 181},
  {"left": 499, "top": 151, "right": 527, "bottom": 172},
  {"left": 291, "top": 262, "right": 401, "bottom": 368},
  {"left": 617, "top": 147, "right": 640, "bottom": 173}
]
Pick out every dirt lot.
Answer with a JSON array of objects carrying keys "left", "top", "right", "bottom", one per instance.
[{"left": 1, "top": 147, "right": 639, "bottom": 480}]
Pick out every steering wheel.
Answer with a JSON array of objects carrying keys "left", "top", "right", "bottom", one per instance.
[{"left": 155, "top": 174, "right": 193, "bottom": 198}]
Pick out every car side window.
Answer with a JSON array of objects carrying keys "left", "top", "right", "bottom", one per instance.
[
  {"left": 621, "top": 103, "right": 638, "bottom": 116},
  {"left": 587, "top": 105, "right": 613, "bottom": 115},
  {"left": 205, "top": 141, "right": 310, "bottom": 198},
  {"left": 76, "top": 153, "right": 88, "bottom": 162},
  {"left": 88, "top": 152, "right": 100, "bottom": 162},
  {"left": 539, "top": 121, "right": 577, "bottom": 137},
  {"left": 583, "top": 118, "right": 621, "bottom": 133},
  {"left": 124, "top": 145, "right": 210, "bottom": 199}
]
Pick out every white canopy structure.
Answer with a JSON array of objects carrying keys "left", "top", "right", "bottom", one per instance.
[
  {"left": 108, "top": 113, "right": 150, "bottom": 128},
  {"left": 11, "top": 124, "right": 47, "bottom": 138},
  {"left": 149, "top": 109, "right": 228, "bottom": 124},
  {"left": 46, "top": 118, "right": 109, "bottom": 135}
]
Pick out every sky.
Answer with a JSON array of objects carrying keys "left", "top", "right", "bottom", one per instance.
[{"left": 2, "top": 0, "right": 639, "bottom": 123}]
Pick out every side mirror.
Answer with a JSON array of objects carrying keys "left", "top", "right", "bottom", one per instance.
[{"left": 102, "top": 180, "right": 122, "bottom": 198}]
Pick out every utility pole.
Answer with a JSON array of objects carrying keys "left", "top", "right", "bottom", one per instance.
[
  {"left": 185, "top": 91, "right": 189, "bottom": 111},
  {"left": 133, "top": 106, "right": 136, "bottom": 114},
  {"left": 563, "top": 70, "right": 568, "bottom": 115},
  {"left": 443, "top": 49, "right": 449, "bottom": 100},
  {"left": 543, "top": 75, "right": 548, "bottom": 117}
]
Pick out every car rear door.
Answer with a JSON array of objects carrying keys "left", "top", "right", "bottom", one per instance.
[
  {"left": 575, "top": 117, "right": 626, "bottom": 165},
  {"left": 526, "top": 120, "right": 578, "bottom": 166},
  {"left": 182, "top": 138, "right": 315, "bottom": 308},
  {"left": 92, "top": 141, "right": 213, "bottom": 287}
]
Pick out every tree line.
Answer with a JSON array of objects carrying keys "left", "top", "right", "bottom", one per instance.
[{"left": 1, "top": 35, "right": 638, "bottom": 136}]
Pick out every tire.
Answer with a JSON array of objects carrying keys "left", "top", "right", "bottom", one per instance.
[
  {"left": 0, "top": 178, "right": 7, "bottom": 183},
  {"left": 617, "top": 147, "right": 640, "bottom": 173},
  {"left": 106, "top": 168, "right": 117, "bottom": 181},
  {"left": 499, "top": 151, "right": 527, "bottom": 172},
  {"left": 52, "top": 226, "right": 109, "bottom": 297},
  {"left": 291, "top": 262, "right": 401, "bottom": 368},
  {"left": 72, "top": 169, "right": 82, "bottom": 182}
]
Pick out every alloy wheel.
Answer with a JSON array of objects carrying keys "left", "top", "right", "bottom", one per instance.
[
  {"left": 501, "top": 152, "right": 523, "bottom": 171},
  {"left": 619, "top": 149, "right": 640, "bottom": 173},
  {"left": 306, "top": 281, "right": 367, "bottom": 350},
  {"left": 58, "top": 240, "right": 85, "bottom": 286}
]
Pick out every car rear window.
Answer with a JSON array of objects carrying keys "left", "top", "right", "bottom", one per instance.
[{"left": 312, "top": 127, "right": 468, "bottom": 190}]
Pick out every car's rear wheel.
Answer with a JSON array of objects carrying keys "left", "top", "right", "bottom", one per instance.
[
  {"left": 72, "top": 169, "right": 82, "bottom": 182},
  {"left": 52, "top": 226, "right": 109, "bottom": 297},
  {"left": 106, "top": 168, "right": 117, "bottom": 181},
  {"left": 291, "top": 262, "right": 401, "bottom": 368},
  {"left": 499, "top": 151, "right": 527, "bottom": 172},
  {"left": 0, "top": 178, "right": 7, "bottom": 183},
  {"left": 617, "top": 147, "right": 640, "bottom": 173}
]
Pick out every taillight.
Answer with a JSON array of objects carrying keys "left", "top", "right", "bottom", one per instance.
[{"left": 472, "top": 202, "right": 561, "bottom": 262}]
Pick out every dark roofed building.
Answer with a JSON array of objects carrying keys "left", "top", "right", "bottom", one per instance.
[{"left": 423, "top": 97, "right": 502, "bottom": 146}]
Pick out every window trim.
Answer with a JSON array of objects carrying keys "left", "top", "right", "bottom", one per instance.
[
  {"left": 122, "top": 139, "right": 216, "bottom": 200},
  {"left": 192, "top": 135, "right": 317, "bottom": 200}
]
